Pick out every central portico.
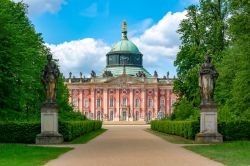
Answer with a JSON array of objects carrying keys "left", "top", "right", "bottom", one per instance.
[{"left": 65, "top": 21, "right": 176, "bottom": 123}]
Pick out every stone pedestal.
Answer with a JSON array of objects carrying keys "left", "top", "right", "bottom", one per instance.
[
  {"left": 195, "top": 104, "right": 223, "bottom": 143},
  {"left": 36, "top": 104, "right": 63, "bottom": 144}
]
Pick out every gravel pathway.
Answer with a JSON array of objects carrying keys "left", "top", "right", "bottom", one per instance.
[{"left": 45, "top": 125, "right": 224, "bottom": 166}]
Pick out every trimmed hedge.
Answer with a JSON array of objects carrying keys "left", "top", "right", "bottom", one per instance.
[
  {"left": 218, "top": 121, "right": 250, "bottom": 141},
  {"left": 151, "top": 120, "right": 250, "bottom": 141},
  {"left": 59, "top": 120, "right": 102, "bottom": 141},
  {"left": 0, "top": 120, "right": 102, "bottom": 143},
  {"left": 151, "top": 120, "right": 199, "bottom": 139},
  {"left": 0, "top": 121, "right": 40, "bottom": 143}
]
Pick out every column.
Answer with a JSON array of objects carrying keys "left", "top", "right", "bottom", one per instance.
[
  {"left": 91, "top": 88, "right": 95, "bottom": 120},
  {"left": 154, "top": 88, "right": 158, "bottom": 120},
  {"left": 103, "top": 88, "right": 108, "bottom": 121},
  {"left": 79, "top": 89, "right": 83, "bottom": 112},
  {"left": 129, "top": 88, "right": 133, "bottom": 121},
  {"left": 115, "top": 88, "right": 119, "bottom": 121},
  {"left": 142, "top": 88, "right": 146, "bottom": 121}
]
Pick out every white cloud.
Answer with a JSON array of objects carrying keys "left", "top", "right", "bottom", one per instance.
[
  {"left": 47, "top": 39, "right": 110, "bottom": 77},
  {"left": 131, "top": 11, "right": 187, "bottom": 77},
  {"left": 13, "top": 0, "right": 66, "bottom": 16},
  {"left": 47, "top": 11, "right": 187, "bottom": 78}
]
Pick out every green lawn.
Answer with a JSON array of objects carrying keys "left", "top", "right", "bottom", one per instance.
[
  {"left": 146, "top": 129, "right": 194, "bottom": 144},
  {"left": 185, "top": 141, "right": 250, "bottom": 166},
  {"left": 68, "top": 128, "right": 107, "bottom": 144},
  {"left": 0, "top": 144, "right": 72, "bottom": 166}
]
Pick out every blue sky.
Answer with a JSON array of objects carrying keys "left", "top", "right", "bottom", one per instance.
[{"left": 15, "top": 0, "right": 198, "bottom": 77}]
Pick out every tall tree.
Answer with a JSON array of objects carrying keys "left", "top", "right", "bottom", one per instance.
[
  {"left": 0, "top": 0, "right": 72, "bottom": 120},
  {"left": 215, "top": 0, "right": 250, "bottom": 120},
  {"left": 173, "top": 0, "right": 228, "bottom": 119}
]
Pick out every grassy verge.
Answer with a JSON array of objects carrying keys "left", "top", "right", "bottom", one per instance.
[
  {"left": 0, "top": 144, "right": 72, "bottom": 166},
  {"left": 185, "top": 141, "right": 250, "bottom": 166},
  {"left": 68, "top": 128, "right": 107, "bottom": 144},
  {"left": 146, "top": 128, "right": 194, "bottom": 144}
]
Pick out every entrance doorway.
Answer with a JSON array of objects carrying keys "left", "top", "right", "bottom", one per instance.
[
  {"left": 97, "top": 111, "right": 101, "bottom": 120},
  {"left": 122, "top": 111, "right": 127, "bottom": 121},
  {"left": 148, "top": 111, "right": 152, "bottom": 121},
  {"left": 135, "top": 111, "right": 139, "bottom": 121},
  {"left": 110, "top": 111, "right": 113, "bottom": 121}
]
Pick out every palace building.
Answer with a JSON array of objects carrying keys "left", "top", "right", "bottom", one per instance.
[{"left": 64, "top": 21, "right": 177, "bottom": 123}]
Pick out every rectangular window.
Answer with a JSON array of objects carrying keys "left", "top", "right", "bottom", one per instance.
[
  {"left": 148, "top": 98, "right": 152, "bottom": 108},
  {"left": 73, "top": 98, "right": 78, "bottom": 107},
  {"left": 97, "top": 98, "right": 101, "bottom": 107},
  {"left": 84, "top": 98, "right": 89, "bottom": 108},
  {"left": 110, "top": 96, "right": 114, "bottom": 107},
  {"left": 135, "top": 98, "right": 140, "bottom": 107}
]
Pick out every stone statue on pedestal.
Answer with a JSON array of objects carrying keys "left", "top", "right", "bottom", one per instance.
[
  {"left": 195, "top": 54, "right": 223, "bottom": 143},
  {"left": 199, "top": 55, "right": 218, "bottom": 105},
  {"left": 41, "top": 54, "right": 60, "bottom": 104},
  {"left": 36, "top": 54, "right": 63, "bottom": 144}
]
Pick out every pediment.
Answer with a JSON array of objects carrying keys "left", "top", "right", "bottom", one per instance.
[{"left": 104, "top": 74, "right": 143, "bottom": 84}]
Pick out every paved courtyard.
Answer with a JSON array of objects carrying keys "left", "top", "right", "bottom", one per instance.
[{"left": 46, "top": 125, "right": 223, "bottom": 166}]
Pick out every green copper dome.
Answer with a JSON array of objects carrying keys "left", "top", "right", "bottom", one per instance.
[
  {"left": 110, "top": 40, "right": 140, "bottom": 54},
  {"left": 106, "top": 21, "right": 143, "bottom": 68},
  {"left": 110, "top": 21, "right": 140, "bottom": 54}
]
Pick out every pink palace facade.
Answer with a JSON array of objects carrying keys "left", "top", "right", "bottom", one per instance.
[{"left": 64, "top": 22, "right": 177, "bottom": 123}]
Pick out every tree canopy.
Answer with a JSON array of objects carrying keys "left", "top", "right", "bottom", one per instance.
[
  {"left": 0, "top": 0, "right": 74, "bottom": 121},
  {"left": 173, "top": 0, "right": 249, "bottom": 120}
]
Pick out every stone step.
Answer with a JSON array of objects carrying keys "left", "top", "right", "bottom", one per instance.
[{"left": 103, "top": 121, "right": 148, "bottom": 125}]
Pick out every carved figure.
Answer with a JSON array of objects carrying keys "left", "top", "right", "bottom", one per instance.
[
  {"left": 136, "top": 71, "right": 146, "bottom": 77},
  {"left": 154, "top": 71, "right": 158, "bottom": 77},
  {"left": 91, "top": 70, "right": 96, "bottom": 77},
  {"left": 103, "top": 70, "right": 113, "bottom": 77},
  {"left": 199, "top": 54, "right": 218, "bottom": 105},
  {"left": 41, "top": 54, "right": 60, "bottom": 103}
]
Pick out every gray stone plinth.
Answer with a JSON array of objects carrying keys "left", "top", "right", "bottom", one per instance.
[
  {"left": 36, "top": 132, "right": 63, "bottom": 144},
  {"left": 195, "top": 103, "right": 223, "bottom": 143},
  {"left": 195, "top": 132, "right": 223, "bottom": 143},
  {"left": 36, "top": 103, "right": 64, "bottom": 144}
]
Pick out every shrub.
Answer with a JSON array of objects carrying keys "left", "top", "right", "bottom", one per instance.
[
  {"left": 0, "top": 121, "right": 40, "bottom": 143},
  {"left": 59, "top": 120, "right": 102, "bottom": 141},
  {"left": 218, "top": 120, "right": 250, "bottom": 141},
  {"left": 151, "top": 120, "right": 199, "bottom": 139},
  {"left": 151, "top": 120, "right": 250, "bottom": 141},
  {"left": 0, "top": 120, "right": 102, "bottom": 143}
]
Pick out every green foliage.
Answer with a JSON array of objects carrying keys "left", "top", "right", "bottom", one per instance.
[
  {"left": 215, "top": 0, "right": 250, "bottom": 119},
  {"left": 59, "top": 120, "right": 102, "bottom": 141},
  {"left": 173, "top": 0, "right": 228, "bottom": 120},
  {"left": 151, "top": 120, "right": 199, "bottom": 139},
  {"left": 0, "top": 120, "right": 102, "bottom": 143},
  {"left": 59, "top": 110, "right": 87, "bottom": 121},
  {"left": 69, "top": 128, "right": 107, "bottom": 144},
  {"left": 0, "top": 121, "right": 40, "bottom": 143},
  {"left": 0, "top": 0, "right": 73, "bottom": 119},
  {"left": 0, "top": 0, "right": 47, "bottom": 112},
  {"left": 171, "top": 97, "right": 200, "bottom": 120},
  {"left": 151, "top": 120, "right": 250, "bottom": 141},
  {"left": 219, "top": 121, "right": 250, "bottom": 141}
]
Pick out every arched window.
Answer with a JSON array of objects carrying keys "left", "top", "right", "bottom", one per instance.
[
  {"left": 123, "top": 96, "right": 127, "bottom": 106},
  {"left": 73, "top": 98, "right": 78, "bottom": 107},
  {"left": 97, "top": 98, "right": 101, "bottom": 107},
  {"left": 84, "top": 98, "right": 89, "bottom": 108},
  {"left": 110, "top": 96, "right": 114, "bottom": 107},
  {"left": 160, "top": 98, "right": 165, "bottom": 106},
  {"left": 148, "top": 98, "right": 153, "bottom": 108},
  {"left": 135, "top": 98, "right": 140, "bottom": 107}
]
